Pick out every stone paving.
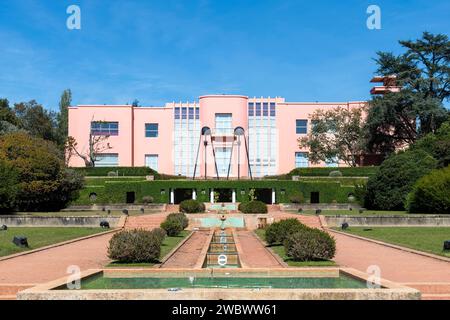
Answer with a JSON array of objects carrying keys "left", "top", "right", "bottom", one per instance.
[
  {"left": 329, "top": 230, "right": 450, "bottom": 299},
  {"left": 235, "top": 230, "right": 284, "bottom": 268},
  {"left": 161, "top": 230, "right": 211, "bottom": 268}
]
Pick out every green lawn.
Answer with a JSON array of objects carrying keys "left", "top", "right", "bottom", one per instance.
[
  {"left": 254, "top": 229, "right": 336, "bottom": 267},
  {"left": 107, "top": 230, "right": 191, "bottom": 268},
  {"left": 0, "top": 227, "right": 105, "bottom": 257},
  {"left": 337, "top": 227, "right": 450, "bottom": 258}
]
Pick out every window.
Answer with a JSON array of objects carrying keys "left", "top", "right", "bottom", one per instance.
[
  {"left": 270, "top": 103, "right": 276, "bottom": 116},
  {"left": 263, "top": 103, "right": 269, "bottom": 116},
  {"left": 145, "top": 123, "right": 159, "bottom": 138},
  {"left": 295, "top": 152, "right": 309, "bottom": 168},
  {"left": 145, "top": 155, "right": 159, "bottom": 171},
  {"left": 325, "top": 157, "right": 339, "bottom": 168},
  {"left": 215, "top": 113, "right": 232, "bottom": 135},
  {"left": 255, "top": 103, "right": 261, "bottom": 116},
  {"left": 296, "top": 119, "right": 308, "bottom": 134},
  {"left": 95, "top": 153, "right": 118, "bottom": 167},
  {"left": 91, "top": 122, "right": 118, "bottom": 136},
  {"left": 248, "top": 103, "right": 254, "bottom": 116}
]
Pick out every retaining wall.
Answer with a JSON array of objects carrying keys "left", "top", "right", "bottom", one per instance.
[{"left": 324, "top": 215, "right": 450, "bottom": 227}]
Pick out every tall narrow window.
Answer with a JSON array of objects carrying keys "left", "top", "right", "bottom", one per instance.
[
  {"left": 295, "top": 152, "right": 309, "bottom": 168},
  {"left": 215, "top": 113, "right": 232, "bottom": 135},
  {"left": 145, "top": 123, "right": 159, "bottom": 137},
  {"left": 296, "top": 119, "right": 308, "bottom": 134},
  {"left": 91, "top": 122, "right": 119, "bottom": 136},
  {"left": 145, "top": 155, "right": 159, "bottom": 171}
]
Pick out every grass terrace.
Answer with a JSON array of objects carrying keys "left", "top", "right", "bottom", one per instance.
[
  {"left": 254, "top": 229, "right": 336, "bottom": 267},
  {"left": 336, "top": 227, "right": 450, "bottom": 258},
  {"left": 0, "top": 227, "right": 105, "bottom": 257}
]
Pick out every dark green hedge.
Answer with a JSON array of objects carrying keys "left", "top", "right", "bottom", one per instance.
[
  {"left": 73, "top": 166, "right": 185, "bottom": 180},
  {"left": 73, "top": 180, "right": 355, "bottom": 205},
  {"left": 284, "top": 167, "right": 379, "bottom": 178}
]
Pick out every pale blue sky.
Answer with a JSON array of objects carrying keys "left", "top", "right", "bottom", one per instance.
[{"left": 0, "top": 0, "right": 449, "bottom": 110}]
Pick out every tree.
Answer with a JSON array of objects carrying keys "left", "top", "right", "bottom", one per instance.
[
  {"left": 56, "top": 89, "right": 72, "bottom": 147},
  {"left": 66, "top": 134, "right": 112, "bottom": 167},
  {"left": 406, "top": 166, "right": 450, "bottom": 214},
  {"left": 0, "top": 132, "right": 84, "bottom": 211},
  {"left": 298, "top": 106, "right": 366, "bottom": 167},
  {"left": 14, "top": 100, "right": 58, "bottom": 143},
  {"left": 0, "top": 160, "right": 19, "bottom": 213},
  {"left": 411, "top": 119, "right": 450, "bottom": 167},
  {"left": 365, "top": 90, "right": 447, "bottom": 154},
  {"left": 366, "top": 32, "right": 450, "bottom": 154},
  {"left": 375, "top": 32, "right": 450, "bottom": 102},
  {"left": 0, "top": 98, "right": 19, "bottom": 126},
  {"left": 364, "top": 149, "right": 437, "bottom": 210}
]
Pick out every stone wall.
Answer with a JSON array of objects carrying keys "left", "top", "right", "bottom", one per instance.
[
  {"left": 324, "top": 215, "right": 450, "bottom": 227},
  {"left": 0, "top": 216, "right": 121, "bottom": 228}
]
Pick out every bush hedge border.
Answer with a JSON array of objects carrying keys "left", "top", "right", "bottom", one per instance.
[{"left": 72, "top": 180, "right": 355, "bottom": 205}]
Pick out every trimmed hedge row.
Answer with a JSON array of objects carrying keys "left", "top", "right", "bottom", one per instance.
[
  {"left": 269, "top": 167, "right": 379, "bottom": 179},
  {"left": 72, "top": 180, "right": 355, "bottom": 205},
  {"left": 73, "top": 166, "right": 185, "bottom": 180}
]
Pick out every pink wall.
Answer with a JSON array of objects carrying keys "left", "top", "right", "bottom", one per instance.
[
  {"left": 277, "top": 101, "right": 367, "bottom": 173},
  {"left": 133, "top": 107, "right": 174, "bottom": 174},
  {"left": 68, "top": 97, "right": 368, "bottom": 176},
  {"left": 199, "top": 95, "right": 249, "bottom": 177},
  {"left": 68, "top": 106, "right": 133, "bottom": 167}
]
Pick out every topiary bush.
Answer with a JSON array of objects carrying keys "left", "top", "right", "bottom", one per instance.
[
  {"left": 288, "top": 191, "right": 304, "bottom": 204},
  {"left": 284, "top": 228, "right": 336, "bottom": 261},
  {"left": 166, "top": 213, "right": 189, "bottom": 229},
  {"left": 142, "top": 196, "right": 154, "bottom": 204},
  {"left": 406, "top": 166, "right": 450, "bottom": 214},
  {"left": 107, "top": 229, "right": 162, "bottom": 263},
  {"left": 179, "top": 199, "right": 205, "bottom": 213},
  {"left": 364, "top": 150, "right": 437, "bottom": 210},
  {"left": 329, "top": 170, "right": 343, "bottom": 177},
  {"left": 160, "top": 218, "right": 183, "bottom": 236},
  {"left": 238, "top": 200, "right": 268, "bottom": 214},
  {"left": 265, "top": 218, "right": 308, "bottom": 245}
]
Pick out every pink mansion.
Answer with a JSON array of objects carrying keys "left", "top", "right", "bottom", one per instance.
[{"left": 68, "top": 77, "right": 397, "bottom": 178}]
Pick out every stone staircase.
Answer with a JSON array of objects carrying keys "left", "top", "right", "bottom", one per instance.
[{"left": 124, "top": 213, "right": 168, "bottom": 230}]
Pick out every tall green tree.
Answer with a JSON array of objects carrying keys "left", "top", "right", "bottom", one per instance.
[
  {"left": 298, "top": 107, "right": 366, "bottom": 167},
  {"left": 375, "top": 32, "right": 450, "bottom": 102},
  {"left": 14, "top": 100, "right": 58, "bottom": 143},
  {"left": 56, "top": 89, "right": 72, "bottom": 147},
  {"left": 366, "top": 32, "right": 450, "bottom": 155}
]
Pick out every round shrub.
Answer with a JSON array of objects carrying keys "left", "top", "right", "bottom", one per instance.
[
  {"left": 107, "top": 229, "right": 162, "bottom": 263},
  {"left": 167, "top": 213, "right": 189, "bottom": 229},
  {"left": 160, "top": 218, "right": 183, "bottom": 236},
  {"left": 265, "top": 218, "right": 308, "bottom": 245},
  {"left": 284, "top": 229, "right": 336, "bottom": 261},
  {"left": 406, "top": 166, "right": 450, "bottom": 214},
  {"left": 238, "top": 201, "right": 268, "bottom": 214},
  {"left": 329, "top": 170, "right": 343, "bottom": 177},
  {"left": 142, "top": 196, "right": 154, "bottom": 204},
  {"left": 151, "top": 227, "right": 167, "bottom": 244},
  {"left": 364, "top": 150, "right": 437, "bottom": 210},
  {"left": 289, "top": 191, "right": 304, "bottom": 204},
  {"left": 179, "top": 199, "right": 205, "bottom": 213}
]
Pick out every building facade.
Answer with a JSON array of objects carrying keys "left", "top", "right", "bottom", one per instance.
[{"left": 68, "top": 95, "right": 369, "bottom": 178}]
